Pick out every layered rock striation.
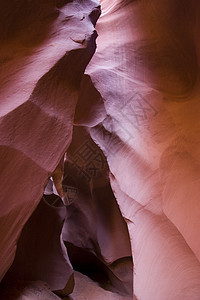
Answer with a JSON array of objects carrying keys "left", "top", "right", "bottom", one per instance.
[{"left": 1, "top": 0, "right": 200, "bottom": 300}]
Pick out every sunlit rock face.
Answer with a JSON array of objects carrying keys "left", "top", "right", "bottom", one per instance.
[
  {"left": 1, "top": 0, "right": 200, "bottom": 299},
  {"left": 77, "top": 0, "right": 200, "bottom": 299}
]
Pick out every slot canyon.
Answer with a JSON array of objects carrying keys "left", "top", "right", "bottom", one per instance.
[{"left": 0, "top": 0, "right": 200, "bottom": 299}]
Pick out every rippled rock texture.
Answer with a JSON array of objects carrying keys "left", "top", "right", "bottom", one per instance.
[
  {"left": 1, "top": 0, "right": 200, "bottom": 299},
  {"left": 0, "top": 0, "right": 102, "bottom": 292}
]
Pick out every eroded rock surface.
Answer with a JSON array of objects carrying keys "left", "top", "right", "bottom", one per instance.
[
  {"left": 2, "top": 197, "right": 74, "bottom": 295},
  {"left": 1, "top": 0, "right": 200, "bottom": 300},
  {"left": 0, "top": 272, "right": 132, "bottom": 300},
  {"left": 0, "top": 281, "right": 61, "bottom": 300},
  {"left": 0, "top": 0, "right": 100, "bottom": 288},
  {"left": 77, "top": 0, "right": 200, "bottom": 299}
]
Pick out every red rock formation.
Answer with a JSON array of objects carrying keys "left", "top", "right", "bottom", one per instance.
[
  {"left": 78, "top": 0, "right": 200, "bottom": 299},
  {"left": 1, "top": 0, "right": 200, "bottom": 299},
  {"left": 2, "top": 197, "right": 74, "bottom": 296},
  {"left": 0, "top": 0, "right": 100, "bottom": 290}
]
